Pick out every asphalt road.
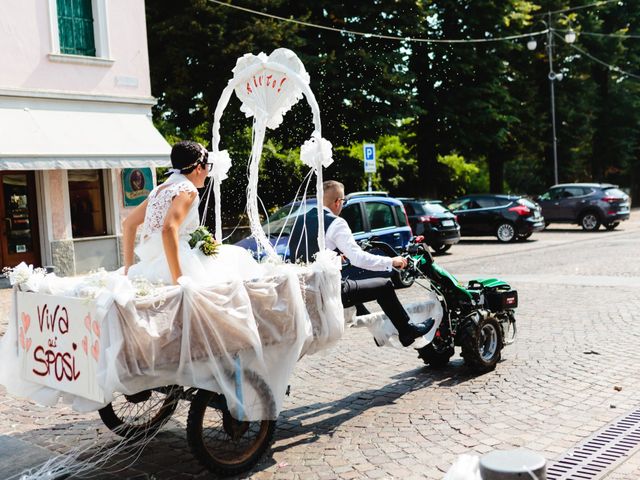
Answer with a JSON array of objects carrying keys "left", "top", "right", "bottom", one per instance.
[{"left": 1, "top": 213, "right": 640, "bottom": 479}]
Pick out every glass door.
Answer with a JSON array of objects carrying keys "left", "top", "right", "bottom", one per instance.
[{"left": 0, "top": 172, "right": 41, "bottom": 268}]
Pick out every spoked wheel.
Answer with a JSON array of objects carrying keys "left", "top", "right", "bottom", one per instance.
[
  {"left": 461, "top": 316, "right": 503, "bottom": 373},
  {"left": 98, "top": 385, "right": 181, "bottom": 439},
  {"left": 496, "top": 222, "right": 516, "bottom": 243},
  {"left": 187, "top": 370, "right": 276, "bottom": 477},
  {"left": 580, "top": 212, "right": 601, "bottom": 231}
]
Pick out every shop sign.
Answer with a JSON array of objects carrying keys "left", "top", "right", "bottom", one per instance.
[{"left": 122, "top": 168, "right": 153, "bottom": 207}]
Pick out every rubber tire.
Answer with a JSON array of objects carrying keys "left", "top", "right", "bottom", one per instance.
[
  {"left": 431, "top": 243, "right": 452, "bottom": 255},
  {"left": 187, "top": 370, "right": 276, "bottom": 477},
  {"left": 98, "top": 386, "right": 180, "bottom": 439},
  {"left": 460, "top": 316, "right": 503, "bottom": 373},
  {"left": 517, "top": 232, "right": 532, "bottom": 241},
  {"left": 417, "top": 343, "right": 454, "bottom": 369},
  {"left": 496, "top": 222, "right": 516, "bottom": 243},
  {"left": 580, "top": 212, "right": 601, "bottom": 231},
  {"left": 605, "top": 222, "right": 620, "bottom": 231},
  {"left": 392, "top": 268, "right": 415, "bottom": 289}
]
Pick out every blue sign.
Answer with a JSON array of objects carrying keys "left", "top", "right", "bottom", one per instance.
[{"left": 363, "top": 143, "right": 376, "bottom": 173}]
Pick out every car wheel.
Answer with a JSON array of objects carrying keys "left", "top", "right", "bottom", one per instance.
[
  {"left": 431, "top": 243, "right": 451, "bottom": 255},
  {"left": 580, "top": 212, "right": 601, "bottom": 231},
  {"left": 496, "top": 222, "right": 516, "bottom": 243},
  {"left": 605, "top": 222, "right": 620, "bottom": 231}
]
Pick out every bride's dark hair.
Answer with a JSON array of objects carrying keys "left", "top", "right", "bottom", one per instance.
[{"left": 170, "top": 141, "right": 208, "bottom": 174}]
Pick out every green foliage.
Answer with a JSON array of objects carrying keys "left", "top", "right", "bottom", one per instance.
[
  {"left": 145, "top": 0, "right": 640, "bottom": 209},
  {"left": 437, "top": 153, "right": 490, "bottom": 199}
]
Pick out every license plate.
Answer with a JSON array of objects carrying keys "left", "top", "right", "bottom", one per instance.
[{"left": 441, "top": 219, "right": 454, "bottom": 227}]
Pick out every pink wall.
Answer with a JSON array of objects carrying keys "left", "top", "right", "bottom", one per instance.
[{"left": 0, "top": 0, "right": 152, "bottom": 97}]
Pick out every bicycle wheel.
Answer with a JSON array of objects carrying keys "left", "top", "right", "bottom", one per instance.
[
  {"left": 99, "top": 386, "right": 181, "bottom": 439},
  {"left": 187, "top": 370, "right": 277, "bottom": 477}
]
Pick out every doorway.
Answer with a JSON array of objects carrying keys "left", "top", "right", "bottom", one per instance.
[{"left": 0, "top": 172, "right": 41, "bottom": 268}]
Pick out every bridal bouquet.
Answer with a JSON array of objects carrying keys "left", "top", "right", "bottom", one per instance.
[{"left": 189, "top": 226, "right": 219, "bottom": 257}]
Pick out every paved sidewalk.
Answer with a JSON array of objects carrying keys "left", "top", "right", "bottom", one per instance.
[{"left": 1, "top": 215, "right": 640, "bottom": 479}]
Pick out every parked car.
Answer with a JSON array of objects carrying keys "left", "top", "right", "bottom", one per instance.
[
  {"left": 536, "top": 183, "right": 631, "bottom": 231},
  {"left": 235, "top": 193, "right": 413, "bottom": 286},
  {"left": 447, "top": 194, "right": 545, "bottom": 242},
  {"left": 398, "top": 197, "right": 460, "bottom": 254}
]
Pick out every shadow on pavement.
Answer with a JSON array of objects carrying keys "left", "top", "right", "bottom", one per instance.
[{"left": 270, "top": 360, "right": 479, "bottom": 453}]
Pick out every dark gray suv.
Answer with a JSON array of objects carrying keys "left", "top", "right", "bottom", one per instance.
[{"left": 537, "top": 183, "right": 631, "bottom": 231}]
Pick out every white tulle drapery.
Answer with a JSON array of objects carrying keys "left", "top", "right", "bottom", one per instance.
[{"left": 0, "top": 252, "right": 344, "bottom": 419}]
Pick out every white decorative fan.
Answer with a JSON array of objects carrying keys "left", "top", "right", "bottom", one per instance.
[{"left": 209, "top": 48, "right": 333, "bottom": 259}]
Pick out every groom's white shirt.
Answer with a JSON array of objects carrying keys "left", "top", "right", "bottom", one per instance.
[{"left": 323, "top": 207, "right": 393, "bottom": 272}]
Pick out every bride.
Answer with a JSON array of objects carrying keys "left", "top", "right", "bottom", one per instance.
[{"left": 123, "top": 140, "right": 263, "bottom": 285}]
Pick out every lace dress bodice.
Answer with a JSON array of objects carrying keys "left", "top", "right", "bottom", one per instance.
[{"left": 140, "top": 175, "right": 200, "bottom": 239}]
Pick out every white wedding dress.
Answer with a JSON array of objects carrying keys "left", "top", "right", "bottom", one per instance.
[{"left": 127, "top": 173, "right": 263, "bottom": 285}]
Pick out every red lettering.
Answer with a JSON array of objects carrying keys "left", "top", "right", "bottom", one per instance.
[
  {"left": 31, "top": 346, "right": 80, "bottom": 381},
  {"left": 32, "top": 345, "right": 49, "bottom": 376}
]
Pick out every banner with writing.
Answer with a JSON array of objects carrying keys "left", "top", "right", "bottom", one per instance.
[{"left": 16, "top": 292, "right": 104, "bottom": 403}]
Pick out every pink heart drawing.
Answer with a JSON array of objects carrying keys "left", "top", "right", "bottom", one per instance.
[
  {"left": 92, "top": 320, "right": 101, "bottom": 339},
  {"left": 82, "top": 336, "right": 88, "bottom": 355},
  {"left": 84, "top": 314, "right": 91, "bottom": 332},
  {"left": 91, "top": 339, "right": 100, "bottom": 361},
  {"left": 21, "top": 312, "right": 31, "bottom": 333},
  {"left": 19, "top": 327, "right": 25, "bottom": 350},
  {"left": 25, "top": 338, "right": 32, "bottom": 352}
]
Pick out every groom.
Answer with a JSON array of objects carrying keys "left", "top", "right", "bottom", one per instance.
[{"left": 288, "top": 180, "right": 435, "bottom": 347}]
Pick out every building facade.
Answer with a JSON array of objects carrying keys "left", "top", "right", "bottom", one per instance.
[{"left": 0, "top": 0, "right": 169, "bottom": 275}]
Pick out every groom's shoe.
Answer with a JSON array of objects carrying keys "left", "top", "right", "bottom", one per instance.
[{"left": 398, "top": 318, "right": 436, "bottom": 347}]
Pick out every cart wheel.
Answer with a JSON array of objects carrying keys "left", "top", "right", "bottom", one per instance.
[
  {"left": 187, "top": 370, "right": 276, "bottom": 477},
  {"left": 99, "top": 385, "right": 181, "bottom": 439}
]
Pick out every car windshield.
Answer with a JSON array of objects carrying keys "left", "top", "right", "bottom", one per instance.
[{"left": 263, "top": 202, "right": 315, "bottom": 236}]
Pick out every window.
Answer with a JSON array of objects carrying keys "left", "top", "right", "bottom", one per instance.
[
  {"left": 421, "top": 202, "right": 448, "bottom": 214},
  {"left": 366, "top": 202, "right": 394, "bottom": 230},
  {"left": 394, "top": 205, "right": 408, "bottom": 227},
  {"left": 477, "top": 198, "right": 499, "bottom": 208},
  {"left": 68, "top": 170, "right": 107, "bottom": 238},
  {"left": 57, "top": 0, "right": 96, "bottom": 56},
  {"left": 341, "top": 204, "right": 364, "bottom": 233}
]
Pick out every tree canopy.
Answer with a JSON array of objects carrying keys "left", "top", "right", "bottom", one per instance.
[{"left": 146, "top": 0, "right": 640, "bottom": 221}]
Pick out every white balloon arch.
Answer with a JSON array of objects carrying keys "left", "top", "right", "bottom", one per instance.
[{"left": 208, "top": 48, "right": 333, "bottom": 260}]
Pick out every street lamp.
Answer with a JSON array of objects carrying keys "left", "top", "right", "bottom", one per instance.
[{"left": 528, "top": 19, "right": 576, "bottom": 185}]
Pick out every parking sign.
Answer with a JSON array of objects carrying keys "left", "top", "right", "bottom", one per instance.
[{"left": 363, "top": 143, "right": 376, "bottom": 173}]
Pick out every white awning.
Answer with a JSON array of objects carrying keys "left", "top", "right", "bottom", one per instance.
[{"left": 0, "top": 96, "right": 171, "bottom": 170}]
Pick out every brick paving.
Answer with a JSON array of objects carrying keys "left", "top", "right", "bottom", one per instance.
[{"left": 1, "top": 213, "right": 640, "bottom": 479}]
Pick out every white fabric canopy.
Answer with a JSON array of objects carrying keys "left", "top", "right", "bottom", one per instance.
[{"left": 0, "top": 99, "right": 170, "bottom": 170}]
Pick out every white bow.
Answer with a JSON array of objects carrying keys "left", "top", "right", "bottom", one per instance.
[{"left": 208, "top": 150, "right": 232, "bottom": 181}]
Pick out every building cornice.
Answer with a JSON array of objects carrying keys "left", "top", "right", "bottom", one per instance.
[{"left": 0, "top": 87, "right": 158, "bottom": 106}]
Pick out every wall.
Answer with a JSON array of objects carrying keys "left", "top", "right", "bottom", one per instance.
[{"left": 0, "top": 0, "right": 152, "bottom": 98}]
